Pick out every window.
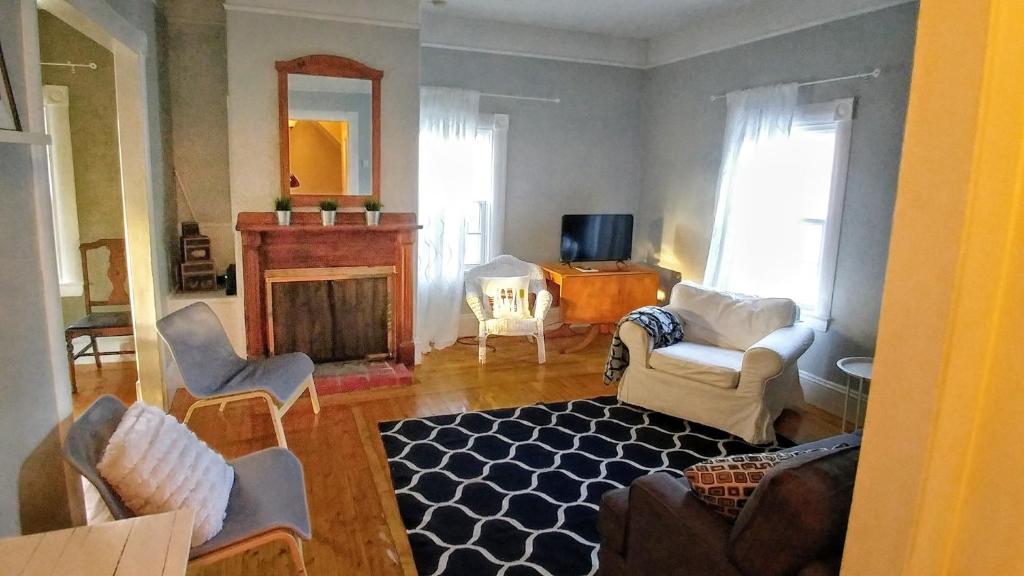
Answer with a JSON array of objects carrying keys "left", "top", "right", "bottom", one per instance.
[
  {"left": 43, "top": 85, "right": 84, "bottom": 297},
  {"left": 707, "top": 99, "right": 853, "bottom": 330},
  {"left": 462, "top": 114, "right": 508, "bottom": 268}
]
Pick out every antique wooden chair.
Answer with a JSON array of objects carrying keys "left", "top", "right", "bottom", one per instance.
[{"left": 64, "top": 239, "right": 135, "bottom": 393}]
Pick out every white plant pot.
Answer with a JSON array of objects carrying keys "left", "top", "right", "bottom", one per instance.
[
  {"left": 276, "top": 210, "right": 291, "bottom": 226},
  {"left": 321, "top": 210, "right": 336, "bottom": 226},
  {"left": 365, "top": 210, "right": 381, "bottom": 226}
]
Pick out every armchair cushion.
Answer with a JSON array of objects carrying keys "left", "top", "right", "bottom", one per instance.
[
  {"left": 667, "top": 282, "right": 797, "bottom": 351},
  {"left": 483, "top": 317, "right": 541, "bottom": 335},
  {"left": 650, "top": 342, "right": 744, "bottom": 389}
]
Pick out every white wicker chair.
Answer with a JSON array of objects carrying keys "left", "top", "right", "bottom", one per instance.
[{"left": 465, "top": 255, "right": 552, "bottom": 364}]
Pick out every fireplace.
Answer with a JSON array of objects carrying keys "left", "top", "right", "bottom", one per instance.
[
  {"left": 236, "top": 211, "right": 419, "bottom": 367},
  {"left": 265, "top": 266, "right": 395, "bottom": 362}
]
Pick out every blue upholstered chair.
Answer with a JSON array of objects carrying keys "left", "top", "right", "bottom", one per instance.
[
  {"left": 157, "top": 302, "right": 320, "bottom": 448},
  {"left": 64, "top": 395, "right": 313, "bottom": 574}
]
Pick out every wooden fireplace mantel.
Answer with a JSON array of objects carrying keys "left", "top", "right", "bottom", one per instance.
[{"left": 236, "top": 211, "right": 420, "bottom": 366}]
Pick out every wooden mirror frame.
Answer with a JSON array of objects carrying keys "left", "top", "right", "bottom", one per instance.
[{"left": 276, "top": 54, "right": 383, "bottom": 208}]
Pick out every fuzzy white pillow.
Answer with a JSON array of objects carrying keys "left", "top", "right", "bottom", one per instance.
[{"left": 97, "top": 402, "right": 234, "bottom": 547}]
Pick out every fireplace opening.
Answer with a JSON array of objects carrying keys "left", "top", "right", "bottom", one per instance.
[{"left": 265, "top": 266, "right": 395, "bottom": 363}]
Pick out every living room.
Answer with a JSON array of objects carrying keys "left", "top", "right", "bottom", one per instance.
[{"left": 1, "top": 0, "right": 1022, "bottom": 575}]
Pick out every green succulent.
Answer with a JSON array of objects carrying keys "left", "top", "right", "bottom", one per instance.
[
  {"left": 319, "top": 199, "right": 339, "bottom": 211},
  {"left": 274, "top": 197, "right": 292, "bottom": 211},
  {"left": 364, "top": 198, "right": 383, "bottom": 212}
]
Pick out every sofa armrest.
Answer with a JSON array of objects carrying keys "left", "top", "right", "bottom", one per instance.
[
  {"left": 533, "top": 288, "right": 552, "bottom": 321},
  {"left": 622, "top": 473, "right": 740, "bottom": 576},
  {"left": 739, "top": 325, "right": 814, "bottom": 390},
  {"left": 728, "top": 446, "right": 860, "bottom": 576},
  {"left": 619, "top": 321, "right": 652, "bottom": 369}
]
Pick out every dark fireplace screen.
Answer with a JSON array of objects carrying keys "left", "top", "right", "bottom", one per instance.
[{"left": 268, "top": 276, "right": 391, "bottom": 363}]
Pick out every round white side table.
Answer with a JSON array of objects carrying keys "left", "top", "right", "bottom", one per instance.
[{"left": 836, "top": 356, "right": 873, "bottom": 433}]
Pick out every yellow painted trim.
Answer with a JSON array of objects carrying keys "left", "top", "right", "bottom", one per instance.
[
  {"left": 112, "top": 43, "right": 166, "bottom": 410},
  {"left": 843, "top": 0, "right": 1024, "bottom": 573}
]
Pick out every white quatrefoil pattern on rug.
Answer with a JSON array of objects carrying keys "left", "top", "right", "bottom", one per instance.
[{"left": 379, "top": 396, "right": 788, "bottom": 576}]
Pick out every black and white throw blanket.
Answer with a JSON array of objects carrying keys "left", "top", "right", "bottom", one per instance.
[{"left": 603, "top": 306, "right": 683, "bottom": 384}]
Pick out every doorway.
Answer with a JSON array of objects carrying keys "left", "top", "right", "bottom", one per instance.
[
  {"left": 32, "top": 0, "right": 167, "bottom": 413},
  {"left": 38, "top": 9, "right": 136, "bottom": 416}
]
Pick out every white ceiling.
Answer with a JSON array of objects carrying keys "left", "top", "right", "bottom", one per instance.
[{"left": 422, "top": 0, "right": 751, "bottom": 39}]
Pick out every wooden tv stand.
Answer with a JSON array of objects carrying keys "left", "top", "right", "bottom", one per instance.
[{"left": 540, "top": 262, "right": 659, "bottom": 353}]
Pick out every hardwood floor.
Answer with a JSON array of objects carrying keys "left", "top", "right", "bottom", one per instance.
[
  {"left": 73, "top": 334, "right": 840, "bottom": 575},
  {"left": 71, "top": 361, "right": 137, "bottom": 418}
]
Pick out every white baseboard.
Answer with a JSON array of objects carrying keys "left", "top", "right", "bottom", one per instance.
[
  {"left": 67, "top": 335, "right": 135, "bottom": 365},
  {"left": 799, "top": 370, "right": 868, "bottom": 422},
  {"left": 458, "top": 307, "right": 564, "bottom": 337}
]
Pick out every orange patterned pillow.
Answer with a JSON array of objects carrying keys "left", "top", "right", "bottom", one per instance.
[{"left": 684, "top": 448, "right": 834, "bottom": 518}]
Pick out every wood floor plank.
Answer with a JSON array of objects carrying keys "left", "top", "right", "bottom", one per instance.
[
  {"left": 161, "top": 510, "right": 194, "bottom": 576},
  {"left": 0, "top": 532, "right": 43, "bottom": 575},
  {"left": 18, "top": 527, "right": 76, "bottom": 575},
  {"left": 115, "top": 511, "right": 175, "bottom": 576}
]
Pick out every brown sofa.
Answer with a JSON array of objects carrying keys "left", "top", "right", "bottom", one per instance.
[{"left": 597, "top": 433, "right": 861, "bottom": 576}]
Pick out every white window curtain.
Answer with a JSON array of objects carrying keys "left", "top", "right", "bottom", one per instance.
[
  {"left": 415, "top": 87, "right": 480, "bottom": 360},
  {"left": 43, "top": 85, "right": 84, "bottom": 297},
  {"left": 703, "top": 83, "right": 801, "bottom": 296}
]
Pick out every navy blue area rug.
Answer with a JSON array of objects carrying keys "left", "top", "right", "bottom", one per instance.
[{"left": 379, "top": 396, "right": 787, "bottom": 576}]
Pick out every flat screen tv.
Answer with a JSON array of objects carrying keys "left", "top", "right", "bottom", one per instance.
[{"left": 560, "top": 214, "right": 633, "bottom": 263}]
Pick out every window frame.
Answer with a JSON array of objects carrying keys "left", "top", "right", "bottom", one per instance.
[
  {"left": 463, "top": 113, "right": 508, "bottom": 270},
  {"left": 43, "top": 84, "right": 84, "bottom": 298},
  {"left": 793, "top": 98, "right": 854, "bottom": 331}
]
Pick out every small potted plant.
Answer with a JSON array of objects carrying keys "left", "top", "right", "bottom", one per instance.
[
  {"left": 274, "top": 197, "right": 292, "bottom": 226},
  {"left": 364, "top": 198, "right": 383, "bottom": 226},
  {"left": 319, "top": 198, "right": 338, "bottom": 226}
]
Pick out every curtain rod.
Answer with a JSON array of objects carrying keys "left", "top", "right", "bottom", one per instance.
[
  {"left": 480, "top": 92, "right": 561, "bottom": 104},
  {"left": 42, "top": 61, "right": 98, "bottom": 72},
  {"left": 710, "top": 68, "right": 881, "bottom": 101}
]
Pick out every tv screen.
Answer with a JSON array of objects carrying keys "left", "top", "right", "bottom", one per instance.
[{"left": 560, "top": 214, "right": 633, "bottom": 263}]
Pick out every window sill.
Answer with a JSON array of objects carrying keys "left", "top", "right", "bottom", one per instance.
[
  {"left": 799, "top": 315, "right": 831, "bottom": 332},
  {"left": 60, "top": 283, "right": 84, "bottom": 298}
]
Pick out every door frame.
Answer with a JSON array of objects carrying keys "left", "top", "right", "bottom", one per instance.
[{"left": 31, "top": 0, "right": 166, "bottom": 411}]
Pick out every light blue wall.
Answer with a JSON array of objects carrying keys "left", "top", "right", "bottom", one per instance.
[
  {"left": 639, "top": 3, "right": 919, "bottom": 384},
  {"left": 421, "top": 47, "right": 646, "bottom": 264}
]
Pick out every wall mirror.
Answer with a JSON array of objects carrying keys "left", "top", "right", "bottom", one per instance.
[{"left": 277, "top": 55, "right": 382, "bottom": 207}]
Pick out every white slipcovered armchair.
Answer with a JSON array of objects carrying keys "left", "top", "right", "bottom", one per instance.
[
  {"left": 465, "top": 255, "right": 553, "bottom": 364},
  {"left": 617, "top": 282, "right": 813, "bottom": 444}
]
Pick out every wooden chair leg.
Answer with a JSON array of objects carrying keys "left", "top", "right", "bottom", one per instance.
[
  {"left": 66, "top": 337, "right": 78, "bottom": 394},
  {"left": 90, "top": 335, "right": 102, "bottom": 368},
  {"left": 183, "top": 401, "right": 202, "bottom": 424},
  {"left": 307, "top": 376, "right": 321, "bottom": 415},
  {"left": 189, "top": 530, "right": 307, "bottom": 574},
  {"left": 265, "top": 396, "right": 288, "bottom": 448},
  {"left": 285, "top": 534, "right": 307, "bottom": 576}
]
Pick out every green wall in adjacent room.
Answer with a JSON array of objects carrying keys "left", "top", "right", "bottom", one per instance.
[{"left": 39, "top": 10, "right": 125, "bottom": 325}]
